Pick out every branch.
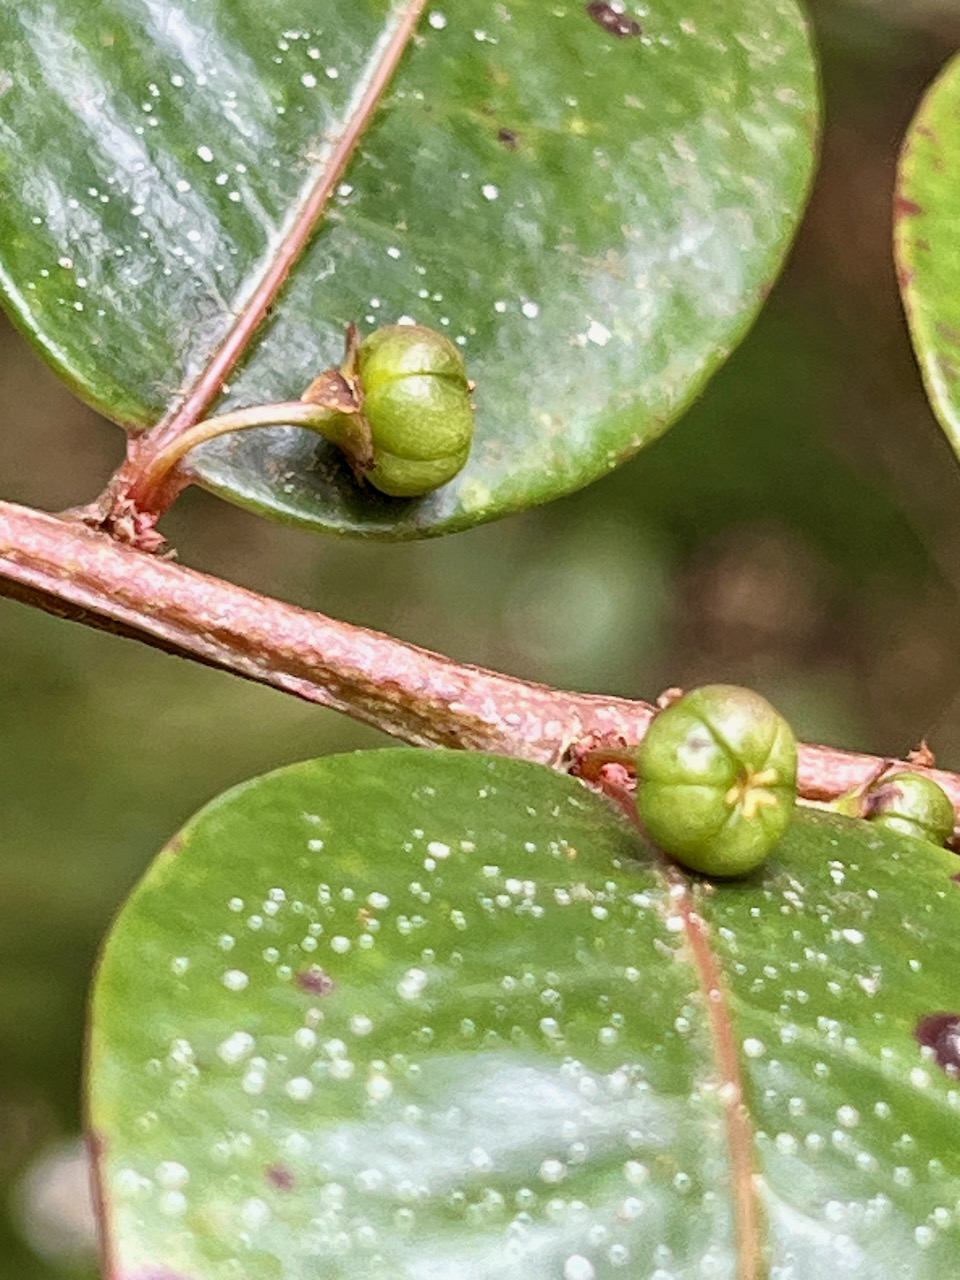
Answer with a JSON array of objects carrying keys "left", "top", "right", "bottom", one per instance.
[
  {"left": 0, "top": 501, "right": 654, "bottom": 759},
  {"left": 0, "top": 500, "right": 957, "bottom": 823}
]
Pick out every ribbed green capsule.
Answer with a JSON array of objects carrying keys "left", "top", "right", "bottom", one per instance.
[
  {"left": 357, "top": 325, "right": 474, "bottom": 498},
  {"left": 636, "top": 684, "right": 798, "bottom": 877},
  {"left": 862, "top": 771, "right": 955, "bottom": 847}
]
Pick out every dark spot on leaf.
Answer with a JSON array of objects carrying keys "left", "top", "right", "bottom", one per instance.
[
  {"left": 498, "top": 127, "right": 519, "bottom": 148},
  {"left": 893, "top": 194, "right": 923, "bottom": 218},
  {"left": 915, "top": 1012, "right": 960, "bottom": 1073},
  {"left": 266, "top": 1162, "right": 295, "bottom": 1191},
  {"left": 585, "top": 2, "right": 641, "bottom": 38},
  {"left": 296, "top": 965, "right": 334, "bottom": 995},
  {"left": 164, "top": 833, "right": 185, "bottom": 856}
]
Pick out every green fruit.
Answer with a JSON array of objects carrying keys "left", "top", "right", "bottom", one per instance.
[
  {"left": 636, "top": 684, "right": 798, "bottom": 877},
  {"left": 357, "top": 325, "right": 474, "bottom": 498},
  {"left": 862, "top": 771, "right": 955, "bottom": 846}
]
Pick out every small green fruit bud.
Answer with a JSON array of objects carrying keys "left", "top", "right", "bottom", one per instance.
[
  {"left": 862, "top": 771, "right": 954, "bottom": 846},
  {"left": 356, "top": 325, "right": 474, "bottom": 498},
  {"left": 636, "top": 684, "right": 798, "bottom": 877}
]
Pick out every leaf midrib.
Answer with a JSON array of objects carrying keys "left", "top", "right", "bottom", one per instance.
[{"left": 148, "top": 0, "right": 432, "bottom": 456}]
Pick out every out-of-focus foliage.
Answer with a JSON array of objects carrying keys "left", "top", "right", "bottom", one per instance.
[
  {"left": 896, "top": 51, "right": 960, "bottom": 460},
  {"left": 3, "top": 3, "right": 960, "bottom": 1275}
]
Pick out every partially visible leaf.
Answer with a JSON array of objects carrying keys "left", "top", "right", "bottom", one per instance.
[
  {"left": 896, "top": 50, "right": 960, "bottom": 461},
  {"left": 708, "top": 813, "right": 960, "bottom": 1273},
  {"left": 0, "top": 1, "right": 818, "bottom": 537},
  {"left": 90, "top": 750, "right": 960, "bottom": 1277}
]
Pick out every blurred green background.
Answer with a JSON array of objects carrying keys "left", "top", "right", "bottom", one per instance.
[{"left": 4, "top": 2, "right": 960, "bottom": 1273}]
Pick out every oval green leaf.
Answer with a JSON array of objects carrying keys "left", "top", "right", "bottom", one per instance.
[
  {"left": 0, "top": 1, "right": 818, "bottom": 537},
  {"left": 89, "top": 750, "right": 960, "bottom": 1276},
  {"left": 896, "top": 51, "right": 960, "bottom": 460}
]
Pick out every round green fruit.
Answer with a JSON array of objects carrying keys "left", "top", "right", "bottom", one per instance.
[
  {"left": 636, "top": 684, "right": 798, "bottom": 876},
  {"left": 357, "top": 324, "right": 474, "bottom": 498},
  {"left": 862, "top": 771, "right": 954, "bottom": 846}
]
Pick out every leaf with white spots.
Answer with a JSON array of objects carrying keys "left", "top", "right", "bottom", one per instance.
[
  {"left": 706, "top": 812, "right": 960, "bottom": 1274},
  {"left": 0, "top": 0, "right": 818, "bottom": 537},
  {"left": 90, "top": 751, "right": 960, "bottom": 1275}
]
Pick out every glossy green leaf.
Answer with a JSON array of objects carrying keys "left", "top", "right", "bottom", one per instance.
[
  {"left": 0, "top": 1, "right": 818, "bottom": 537},
  {"left": 896, "top": 50, "right": 960, "bottom": 461},
  {"left": 89, "top": 750, "right": 960, "bottom": 1276}
]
